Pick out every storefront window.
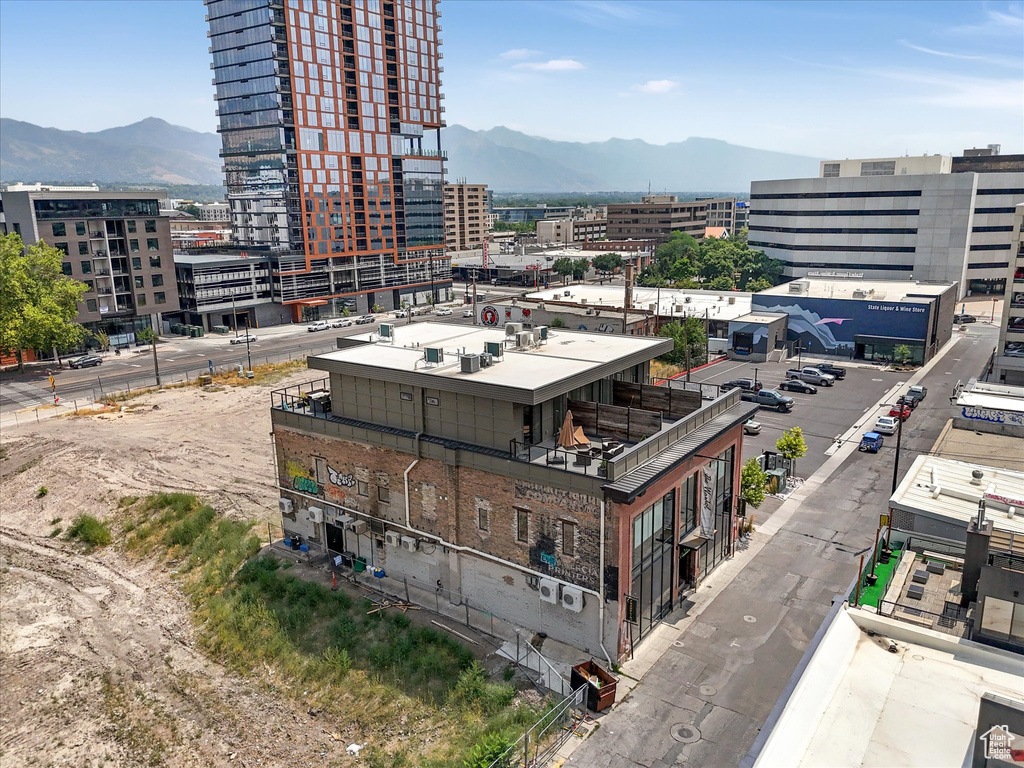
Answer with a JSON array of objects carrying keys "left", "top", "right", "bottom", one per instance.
[{"left": 630, "top": 490, "right": 675, "bottom": 642}]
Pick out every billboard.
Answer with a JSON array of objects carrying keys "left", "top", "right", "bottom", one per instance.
[{"left": 751, "top": 295, "right": 930, "bottom": 355}]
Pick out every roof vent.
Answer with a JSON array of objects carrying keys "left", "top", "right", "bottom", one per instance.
[{"left": 970, "top": 469, "right": 984, "bottom": 486}]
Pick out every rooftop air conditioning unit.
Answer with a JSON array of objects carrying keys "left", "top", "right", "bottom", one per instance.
[
  {"left": 852, "top": 288, "right": 869, "bottom": 299},
  {"left": 580, "top": 298, "right": 587, "bottom": 305},
  {"left": 788, "top": 281, "right": 808, "bottom": 294},
  {"left": 461, "top": 353, "right": 481, "bottom": 373},
  {"left": 384, "top": 531, "right": 402, "bottom": 548},
  {"left": 379, "top": 322, "right": 395, "bottom": 340},
  {"left": 561, "top": 585, "right": 584, "bottom": 612},
  {"left": 674, "top": 305, "right": 685, "bottom": 313},
  {"left": 537, "top": 326, "right": 549, "bottom": 340},
  {"left": 348, "top": 520, "right": 368, "bottom": 535},
  {"left": 400, "top": 535, "right": 419, "bottom": 552},
  {"left": 684, "top": 296, "right": 692, "bottom": 303},
  {"left": 563, "top": 290, "right": 571, "bottom": 297},
  {"left": 485, "top": 341, "right": 504, "bottom": 359},
  {"left": 649, "top": 303, "right": 657, "bottom": 312},
  {"left": 728, "top": 296, "right": 736, "bottom": 304},
  {"left": 505, "top": 322, "right": 523, "bottom": 336},
  {"left": 516, "top": 331, "right": 532, "bottom": 348},
  {"left": 424, "top": 346, "right": 444, "bottom": 364},
  {"left": 278, "top": 498, "right": 294, "bottom": 516},
  {"left": 308, "top": 506, "right": 324, "bottom": 524},
  {"left": 479, "top": 352, "right": 493, "bottom": 367},
  {"left": 538, "top": 577, "right": 559, "bottom": 604}
]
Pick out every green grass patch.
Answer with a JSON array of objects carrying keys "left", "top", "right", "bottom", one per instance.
[
  {"left": 118, "top": 493, "right": 546, "bottom": 765},
  {"left": 66, "top": 514, "right": 112, "bottom": 549},
  {"left": 855, "top": 543, "right": 903, "bottom": 608}
]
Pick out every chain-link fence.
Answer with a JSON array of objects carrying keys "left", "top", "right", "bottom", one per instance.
[{"left": 487, "top": 684, "right": 588, "bottom": 768}]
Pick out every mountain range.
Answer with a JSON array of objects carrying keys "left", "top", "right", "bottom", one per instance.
[{"left": 0, "top": 117, "right": 819, "bottom": 192}]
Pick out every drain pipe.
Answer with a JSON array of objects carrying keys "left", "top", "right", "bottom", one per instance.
[
  {"left": 598, "top": 498, "right": 613, "bottom": 666},
  {"left": 404, "top": 432, "right": 424, "bottom": 529}
]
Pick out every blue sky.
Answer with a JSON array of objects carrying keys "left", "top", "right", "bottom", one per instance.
[{"left": 1, "top": 0, "right": 1021, "bottom": 158}]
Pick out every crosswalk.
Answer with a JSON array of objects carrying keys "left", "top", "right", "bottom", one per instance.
[{"left": 0, "top": 380, "right": 51, "bottom": 408}]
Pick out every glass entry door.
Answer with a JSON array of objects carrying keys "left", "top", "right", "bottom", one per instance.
[{"left": 630, "top": 490, "right": 675, "bottom": 641}]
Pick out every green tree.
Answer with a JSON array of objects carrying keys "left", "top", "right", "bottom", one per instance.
[
  {"left": 180, "top": 203, "right": 201, "bottom": 218},
  {"left": 92, "top": 330, "right": 110, "bottom": 351},
  {"left": 552, "top": 257, "right": 575, "bottom": 284},
  {"left": 708, "top": 276, "right": 734, "bottom": 291},
  {"left": 0, "top": 234, "right": 88, "bottom": 371},
  {"left": 342, "top": 305, "right": 351, "bottom": 318},
  {"left": 571, "top": 257, "right": 590, "bottom": 281},
  {"left": 776, "top": 426, "right": 808, "bottom": 479},
  {"left": 893, "top": 344, "right": 912, "bottom": 364},
  {"left": 492, "top": 220, "right": 535, "bottom": 234},
  {"left": 745, "top": 277, "right": 772, "bottom": 293},
  {"left": 740, "top": 457, "right": 770, "bottom": 509},
  {"left": 592, "top": 252, "right": 623, "bottom": 275},
  {"left": 657, "top": 317, "right": 707, "bottom": 368}
]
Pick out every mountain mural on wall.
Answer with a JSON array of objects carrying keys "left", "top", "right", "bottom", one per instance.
[{"left": 0, "top": 117, "right": 820, "bottom": 192}]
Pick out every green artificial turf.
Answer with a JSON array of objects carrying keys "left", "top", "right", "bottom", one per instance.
[{"left": 856, "top": 545, "right": 903, "bottom": 608}]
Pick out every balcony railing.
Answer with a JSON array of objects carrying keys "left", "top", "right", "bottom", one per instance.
[{"left": 393, "top": 148, "right": 447, "bottom": 160}]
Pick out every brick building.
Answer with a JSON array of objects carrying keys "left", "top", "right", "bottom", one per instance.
[
  {"left": 271, "top": 322, "right": 756, "bottom": 659},
  {"left": 605, "top": 195, "right": 709, "bottom": 243}
]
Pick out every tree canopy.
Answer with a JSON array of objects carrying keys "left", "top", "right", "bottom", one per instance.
[
  {"left": 740, "top": 458, "right": 770, "bottom": 509},
  {"left": 637, "top": 231, "right": 782, "bottom": 292},
  {"left": 552, "top": 257, "right": 575, "bottom": 283},
  {"left": 492, "top": 220, "right": 535, "bottom": 234},
  {"left": 0, "top": 234, "right": 88, "bottom": 370},
  {"left": 592, "top": 252, "right": 623, "bottom": 274},
  {"left": 657, "top": 317, "right": 707, "bottom": 368}
]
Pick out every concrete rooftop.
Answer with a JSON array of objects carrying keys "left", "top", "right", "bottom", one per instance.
[
  {"left": 760, "top": 278, "right": 954, "bottom": 303},
  {"left": 525, "top": 285, "right": 753, "bottom": 321}
]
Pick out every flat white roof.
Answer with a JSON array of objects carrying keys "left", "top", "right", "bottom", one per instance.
[
  {"left": 755, "top": 607, "right": 1024, "bottom": 768},
  {"left": 525, "top": 285, "right": 752, "bottom": 321},
  {"left": 890, "top": 455, "right": 1024, "bottom": 536},
  {"left": 760, "top": 279, "right": 953, "bottom": 303},
  {"left": 310, "top": 322, "right": 670, "bottom": 394},
  {"left": 731, "top": 311, "right": 789, "bottom": 324},
  {"left": 956, "top": 378, "right": 1024, "bottom": 414}
]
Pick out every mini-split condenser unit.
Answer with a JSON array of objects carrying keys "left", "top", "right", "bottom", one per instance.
[
  {"left": 278, "top": 498, "right": 293, "bottom": 516},
  {"left": 561, "top": 586, "right": 584, "bottom": 612},
  {"left": 538, "top": 577, "right": 559, "bottom": 604},
  {"left": 337, "top": 514, "right": 354, "bottom": 527},
  {"left": 384, "top": 531, "right": 402, "bottom": 548},
  {"left": 308, "top": 506, "right": 324, "bottom": 524},
  {"left": 400, "top": 535, "right": 419, "bottom": 552},
  {"left": 505, "top": 322, "right": 524, "bottom": 336}
]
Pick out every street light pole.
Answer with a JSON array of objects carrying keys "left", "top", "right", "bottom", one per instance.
[
  {"left": 891, "top": 409, "right": 904, "bottom": 494},
  {"left": 230, "top": 294, "right": 239, "bottom": 338},
  {"left": 244, "top": 318, "right": 253, "bottom": 373}
]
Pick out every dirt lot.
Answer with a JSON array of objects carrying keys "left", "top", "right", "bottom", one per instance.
[{"left": 0, "top": 373, "right": 378, "bottom": 767}]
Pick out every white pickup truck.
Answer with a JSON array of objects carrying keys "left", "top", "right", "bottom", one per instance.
[{"left": 786, "top": 366, "right": 836, "bottom": 386}]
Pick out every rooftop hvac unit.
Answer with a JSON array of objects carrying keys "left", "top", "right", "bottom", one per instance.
[
  {"left": 580, "top": 298, "right": 587, "bottom": 305},
  {"left": 348, "top": 520, "right": 368, "bottom": 535},
  {"left": 728, "top": 296, "right": 736, "bottom": 304},
  {"left": 563, "top": 290, "right": 571, "bottom": 297},
  {"left": 384, "top": 531, "right": 402, "bottom": 548},
  {"left": 674, "top": 305, "right": 685, "bottom": 313},
  {"left": 308, "top": 506, "right": 324, "bottom": 524},
  {"left": 424, "top": 346, "right": 444, "bottom": 364},
  {"left": 484, "top": 341, "right": 504, "bottom": 358},
  {"left": 480, "top": 352, "right": 493, "bottom": 367},
  {"left": 684, "top": 296, "right": 692, "bottom": 303},
  {"left": 788, "top": 280, "right": 808, "bottom": 294},
  {"left": 379, "top": 322, "right": 395, "bottom": 340},
  {"left": 505, "top": 322, "right": 523, "bottom": 336},
  {"left": 649, "top": 303, "right": 657, "bottom": 312},
  {"left": 400, "top": 535, "right": 419, "bottom": 552},
  {"left": 278, "top": 498, "right": 294, "bottom": 516},
  {"left": 538, "top": 577, "right": 559, "bottom": 604},
  {"left": 561, "top": 585, "right": 584, "bottom": 613},
  {"left": 852, "top": 288, "right": 869, "bottom": 299},
  {"left": 461, "top": 353, "right": 481, "bottom": 373},
  {"left": 515, "top": 331, "right": 532, "bottom": 348},
  {"left": 537, "top": 326, "right": 549, "bottom": 340}
]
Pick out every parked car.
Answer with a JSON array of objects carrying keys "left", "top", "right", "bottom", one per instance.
[
  {"left": 873, "top": 416, "right": 899, "bottom": 435},
  {"left": 743, "top": 419, "right": 762, "bottom": 435},
  {"left": 69, "top": 354, "right": 103, "bottom": 369},
  {"left": 888, "top": 404, "right": 912, "bottom": 421},
  {"left": 741, "top": 389, "right": 794, "bottom": 413},
  {"left": 229, "top": 334, "right": 257, "bottom": 345},
  {"left": 953, "top": 313, "right": 977, "bottom": 324},
  {"left": 331, "top": 318, "right": 354, "bottom": 328},
  {"left": 435, "top": 307, "right": 453, "bottom": 316},
  {"left": 394, "top": 310, "right": 409, "bottom": 318},
  {"left": 907, "top": 385, "right": 927, "bottom": 402},
  {"left": 895, "top": 395, "right": 918, "bottom": 411},
  {"left": 786, "top": 366, "right": 835, "bottom": 386},
  {"left": 859, "top": 432, "right": 885, "bottom": 453},
  {"left": 812, "top": 362, "right": 847, "bottom": 380},
  {"left": 355, "top": 315, "right": 376, "bottom": 325},
  {"left": 722, "top": 377, "right": 763, "bottom": 393},
  {"left": 306, "top": 321, "right": 329, "bottom": 332},
  {"left": 1005, "top": 342, "right": 1024, "bottom": 358},
  {"left": 778, "top": 379, "right": 818, "bottom": 394},
  {"left": 462, "top": 308, "right": 474, "bottom": 318}
]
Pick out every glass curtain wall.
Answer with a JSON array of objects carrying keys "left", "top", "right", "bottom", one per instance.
[{"left": 630, "top": 490, "right": 676, "bottom": 641}]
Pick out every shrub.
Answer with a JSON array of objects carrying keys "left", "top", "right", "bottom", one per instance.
[
  {"left": 36, "top": 486, "right": 48, "bottom": 498},
  {"left": 463, "top": 732, "right": 515, "bottom": 768},
  {"left": 66, "top": 514, "right": 112, "bottom": 548}
]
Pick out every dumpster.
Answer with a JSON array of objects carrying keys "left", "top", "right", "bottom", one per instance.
[
  {"left": 570, "top": 660, "right": 617, "bottom": 712},
  {"left": 354, "top": 557, "right": 367, "bottom": 573}
]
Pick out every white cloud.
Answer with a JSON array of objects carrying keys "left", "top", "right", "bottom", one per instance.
[
  {"left": 633, "top": 79, "right": 679, "bottom": 94},
  {"left": 898, "top": 40, "right": 987, "bottom": 61},
  {"left": 498, "top": 48, "right": 541, "bottom": 61},
  {"left": 514, "top": 58, "right": 585, "bottom": 72}
]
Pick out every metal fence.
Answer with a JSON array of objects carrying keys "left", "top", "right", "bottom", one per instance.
[
  {"left": 501, "top": 629, "right": 573, "bottom": 697},
  {"left": 488, "top": 684, "right": 588, "bottom": 768},
  {"left": 877, "top": 599, "right": 973, "bottom": 639}
]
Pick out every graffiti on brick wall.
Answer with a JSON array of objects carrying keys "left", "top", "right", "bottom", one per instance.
[
  {"left": 286, "top": 460, "right": 321, "bottom": 496},
  {"left": 513, "top": 481, "right": 600, "bottom": 516},
  {"left": 328, "top": 466, "right": 355, "bottom": 487}
]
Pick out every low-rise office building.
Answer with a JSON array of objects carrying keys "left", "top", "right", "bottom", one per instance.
[
  {"left": 2, "top": 188, "right": 179, "bottom": 341},
  {"left": 536, "top": 217, "right": 608, "bottom": 245},
  {"left": 272, "top": 323, "right": 757, "bottom": 658},
  {"left": 752, "top": 278, "right": 956, "bottom": 364},
  {"left": 173, "top": 253, "right": 278, "bottom": 331},
  {"left": 606, "top": 195, "right": 711, "bottom": 243}
]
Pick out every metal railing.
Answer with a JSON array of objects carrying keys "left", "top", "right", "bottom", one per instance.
[
  {"left": 270, "top": 377, "right": 331, "bottom": 411},
  {"left": 487, "top": 685, "right": 588, "bottom": 768},
  {"left": 877, "top": 599, "right": 973, "bottom": 639},
  {"left": 502, "top": 629, "right": 572, "bottom": 697}
]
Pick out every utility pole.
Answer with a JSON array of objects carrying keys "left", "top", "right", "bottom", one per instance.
[
  {"left": 150, "top": 330, "right": 161, "bottom": 387},
  {"left": 472, "top": 269, "right": 479, "bottom": 326},
  {"left": 704, "top": 307, "right": 710, "bottom": 365},
  {"left": 891, "top": 409, "right": 904, "bottom": 494},
  {"left": 231, "top": 294, "right": 239, "bottom": 338},
  {"left": 244, "top": 318, "right": 253, "bottom": 372}
]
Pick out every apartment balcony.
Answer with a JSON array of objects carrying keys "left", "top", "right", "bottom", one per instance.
[{"left": 393, "top": 148, "right": 447, "bottom": 160}]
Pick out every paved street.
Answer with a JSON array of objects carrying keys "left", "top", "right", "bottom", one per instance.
[{"left": 567, "top": 322, "right": 998, "bottom": 768}]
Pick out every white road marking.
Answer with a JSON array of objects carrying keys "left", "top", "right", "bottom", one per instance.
[{"left": 129, "top": 364, "right": 142, "bottom": 368}]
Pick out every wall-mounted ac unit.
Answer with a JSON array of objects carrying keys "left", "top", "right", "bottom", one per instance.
[
  {"left": 563, "top": 290, "right": 571, "bottom": 297},
  {"left": 278, "top": 498, "right": 293, "bottom": 516},
  {"left": 516, "top": 331, "right": 532, "bottom": 348},
  {"left": 337, "top": 514, "right": 354, "bottom": 528},
  {"left": 308, "top": 506, "right": 324, "bottom": 524},
  {"left": 379, "top": 323, "right": 395, "bottom": 340},
  {"left": 384, "top": 531, "right": 402, "bottom": 548},
  {"left": 348, "top": 520, "right": 368, "bottom": 535},
  {"left": 561, "top": 585, "right": 584, "bottom": 612},
  {"left": 461, "top": 353, "right": 481, "bottom": 373},
  {"left": 424, "top": 347, "right": 444, "bottom": 364},
  {"left": 400, "top": 535, "right": 419, "bottom": 552},
  {"left": 485, "top": 341, "right": 504, "bottom": 358},
  {"left": 538, "top": 577, "right": 559, "bottom": 604},
  {"left": 505, "top": 322, "right": 523, "bottom": 336}
]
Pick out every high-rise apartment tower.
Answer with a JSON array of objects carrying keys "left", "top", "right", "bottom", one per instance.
[{"left": 206, "top": 0, "right": 451, "bottom": 319}]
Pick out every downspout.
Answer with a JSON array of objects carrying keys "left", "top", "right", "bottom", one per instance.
[
  {"left": 598, "top": 498, "right": 612, "bottom": 666},
  {"left": 404, "top": 432, "right": 424, "bottom": 529}
]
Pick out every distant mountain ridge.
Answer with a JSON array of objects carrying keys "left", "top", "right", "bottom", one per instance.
[
  {"left": 0, "top": 117, "right": 224, "bottom": 185},
  {"left": 1, "top": 117, "right": 820, "bottom": 192}
]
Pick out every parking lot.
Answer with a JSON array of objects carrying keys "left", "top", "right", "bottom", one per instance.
[{"left": 687, "top": 356, "right": 913, "bottom": 477}]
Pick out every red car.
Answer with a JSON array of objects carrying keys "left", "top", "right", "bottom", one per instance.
[{"left": 888, "top": 404, "right": 912, "bottom": 421}]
